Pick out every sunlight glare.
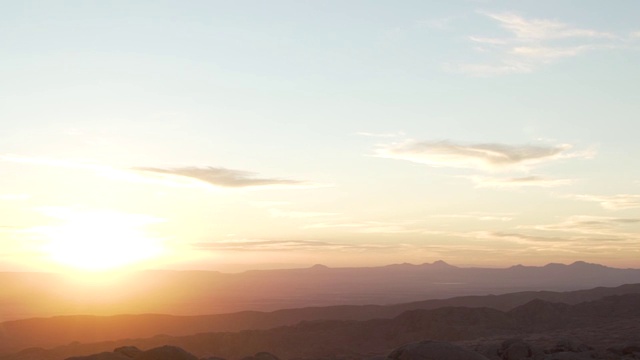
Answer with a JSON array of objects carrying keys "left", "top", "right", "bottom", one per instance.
[{"left": 38, "top": 208, "right": 165, "bottom": 271}]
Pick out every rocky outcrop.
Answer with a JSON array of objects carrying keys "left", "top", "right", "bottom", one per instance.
[
  {"left": 547, "top": 339, "right": 593, "bottom": 354},
  {"left": 66, "top": 346, "right": 198, "bottom": 360},
  {"left": 500, "top": 338, "right": 540, "bottom": 360},
  {"left": 66, "top": 352, "right": 131, "bottom": 360},
  {"left": 241, "top": 352, "right": 280, "bottom": 360},
  {"left": 471, "top": 338, "right": 605, "bottom": 360},
  {"left": 113, "top": 347, "right": 142, "bottom": 358},
  {"left": 134, "top": 346, "right": 198, "bottom": 360},
  {"left": 606, "top": 343, "right": 640, "bottom": 358},
  {"left": 386, "top": 340, "right": 490, "bottom": 360}
]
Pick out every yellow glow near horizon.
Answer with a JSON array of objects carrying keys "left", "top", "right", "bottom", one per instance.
[{"left": 38, "top": 208, "right": 165, "bottom": 271}]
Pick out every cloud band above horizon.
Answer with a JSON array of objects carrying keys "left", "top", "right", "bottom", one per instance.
[
  {"left": 134, "top": 166, "right": 307, "bottom": 189},
  {"left": 376, "top": 140, "right": 575, "bottom": 171}
]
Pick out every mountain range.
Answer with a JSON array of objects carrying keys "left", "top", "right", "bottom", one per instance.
[
  {"left": 0, "top": 260, "right": 640, "bottom": 358},
  {"left": 2, "top": 291, "right": 640, "bottom": 359},
  {"left": 2, "top": 260, "right": 640, "bottom": 322}
]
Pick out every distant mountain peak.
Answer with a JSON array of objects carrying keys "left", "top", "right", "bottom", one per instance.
[
  {"left": 543, "top": 262, "right": 565, "bottom": 268},
  {"left": 309, "top": 264, "right": 329, "bottom": 270},
  {"left": 569, "top": 260, "right": 606, "bottom": 268},
  {"left": 430, "top": 260, "right": 456, "bottom": 268}
]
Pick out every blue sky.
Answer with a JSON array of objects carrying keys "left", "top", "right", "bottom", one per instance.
[{"left": 1, "top": 1, "right": 640, "bottom": 272}]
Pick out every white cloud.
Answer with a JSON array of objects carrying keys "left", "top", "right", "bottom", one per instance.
[
  {"left": 468, "top": 175, "right": 572, "bottom": 188},
  {"left": 453, "top": 12, "right": 618, "bottom": 76},
  {"left": 485, "top": 12, "right": 614, "bottom": 41},
  {"left": 569, "top": 194, "right": 640, "bottom": 210},
  {"left": 509, "top": 45, "right": 592, "bottom": 60},
  {"left": 376, "top": 140, "right": 575, "bottom": 171}
]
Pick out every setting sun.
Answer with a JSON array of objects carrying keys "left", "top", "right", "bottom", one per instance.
[
  {"left": 37, "top": 208, "right": 165, "bottom": 271},
  {"left": 1, "top": 2, "right": 640, "bottom": 359}
]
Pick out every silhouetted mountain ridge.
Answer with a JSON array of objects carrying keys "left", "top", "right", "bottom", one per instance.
[
  {"left": 2, "top": 283, "right": 640, "bottom": 355},
  {"left": 4, "top": 293, "right": 640, "bottom": 360}
]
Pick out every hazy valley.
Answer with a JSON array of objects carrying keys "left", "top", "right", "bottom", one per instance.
[{"left": 3, "top": 260, "right": 640, "bottom": 321}]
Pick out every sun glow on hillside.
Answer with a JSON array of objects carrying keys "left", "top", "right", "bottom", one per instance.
[{"left": 37, "top": 208, "right": 165, "bottom": 271}]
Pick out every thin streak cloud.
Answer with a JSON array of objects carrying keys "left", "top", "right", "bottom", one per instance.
[
  {"left": 453, "top": 12, "right": 619, "bottom": 75},
  {"left": 376, "top": 140, "right": 576, "bottom": 171},
  {"left": 1, "top": 154, "right": 315, "bottom": 190},
  {"left": 526, "top": 215, "right": 640, "bottom": 236},
  {"left": 569, "top": 194, "right": 640, "bottom": 210},
  {"left": 304, "top": 220, "right": 420, "bottom": 234},
  {"left": 133, "top": 167, "right": 309, "bottom": 189},
  {"left": 485, "top": 12, "right": 614, "bottom": 41},
  {"left": 468, "top": 175, "right": 572, "bottom": 188},
  {"left": 192, "top": 239, "right": 403, "bottom": 252},
  {"left": 430, "top": 214, "right": 513, "bottom": 222}
]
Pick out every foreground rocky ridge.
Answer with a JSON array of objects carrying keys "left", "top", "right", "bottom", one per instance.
[
  {"left": 3, "top": 294, "right": 640, "bottom": 360},
  {"left": 64, "top": 339, "right": 640, "bottom": 360}
]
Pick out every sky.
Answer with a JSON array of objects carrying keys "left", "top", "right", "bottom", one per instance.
[{"left": 1, "top": 0, "right": 640, "bottom": 273}]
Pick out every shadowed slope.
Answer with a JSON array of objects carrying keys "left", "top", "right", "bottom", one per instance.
[
  {"left": 2, "top": 283, "right": 640, "bottom": 354},
  {"left": 2, "top": 294, "right": 640, "bottom": 360}
]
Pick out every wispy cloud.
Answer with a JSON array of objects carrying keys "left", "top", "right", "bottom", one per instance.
[
  {"left": 467, "top": 175, "right": 572, "bottom": 188},
  {"left": 459, "top": 229, "right": 640, "bottom": 257},
  {"left": 304, "top": 220, "right": 422, "bottom": 234},
  {"left": 375, "top": 140, "right": 578, "bottom": 171},
  {"left": 193, "top": 239, "right": 403, "bottom": 252},
  {"left": 453, "top": 12, "right": 618, "bottom": 75},
  {"left": 569, "top": 194, "right": 640, "bottom": 210},
  {"left": 268, "top": 209, "right": 341, "bottom": 219},
  {"left": 430, "top": 213, "right": 513, "bottom": 222},
  {"left": 471, "top": 231, "right": 572, "bottom": 244},
  {"left": 429, "top": 214, "right": 640, "bottom": 257},
  {"left": 2, "top": 154, "right": 316, "bottom": 191},
  {"left": 133, "top": 167, "right": 309, "bottom": 189},
  {"left": 485, "top": 12, "right": 613, "bottom": 41},
  {"left": 526, "top": 215, "right": 640, "bottom": 237}
]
